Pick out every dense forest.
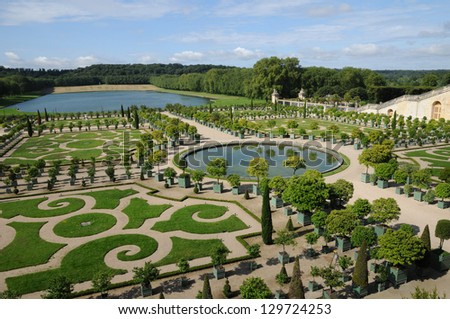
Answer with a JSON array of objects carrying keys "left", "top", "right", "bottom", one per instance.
[{"left": 1, "top": 60, "right": 450, "bottom": 104}]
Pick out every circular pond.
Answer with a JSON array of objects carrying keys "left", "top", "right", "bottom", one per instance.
[{"left": 183, "top": 141, "right": 342, "bottom": 178}]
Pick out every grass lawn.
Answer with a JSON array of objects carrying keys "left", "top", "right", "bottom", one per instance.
[
  {"left": 6, "top": 234, "right": 158, "bottom": 295},
  {"left": 155, "top": 237, "right": 227, "bottom": 267},
  {"left": 82, "top": 188, "right": 138, "bottom": 209},
  {"left": 152, "top": 204, "right": 248, "bottom": 234},
  {"left": 53, "top": 213, "right": 117, "bottom": 238},
  {"left": 122, "top": 198, "right": 172, "bottom": 229},
  {"left": 0, "top": 197, "right": 85, "bottom": 219},
  {"left": 66, "top": 139, "right": 105, "bottom": 149},
  {"left": 0, "top": 222, "right": 66, "bottom": 272}
]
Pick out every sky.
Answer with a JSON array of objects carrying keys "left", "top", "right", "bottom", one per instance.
[{"left": 0, "top": 0, "right": 450, "bottom": 70}]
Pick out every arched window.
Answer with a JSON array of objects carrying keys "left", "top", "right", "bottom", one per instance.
[{"left": 431, "top": 101, "right": 442, "bottom": 120}]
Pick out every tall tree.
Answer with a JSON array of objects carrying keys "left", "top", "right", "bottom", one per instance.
[
  {"left": 42, "top": 275, "right": 73, "bottom": 299},
  {"left": 261, "top": 179, "right": 273, "bottom": 245},
  {"left": 44, "top": 107, "right": 49, "bottom": 122},
  {"left": 133, "top": 109, "right": 139, "bottom": 129},
  {"left": 288, "top": 256, "right": 305, "bottom": 299},
  {"left": 37, "top": 110, "right": 42, "bottom": 125},
  {"left": 247, "top": 157, "right": 269, "bottom": 186},
  {"left": 26, "top": 117, "right": 33, "bottom": 137},
  {"left": 435, "top": 219, "right": 450, "bottom": 249},
  {"left": 352, "top": 240, "right": 369, "bottom": 289}
]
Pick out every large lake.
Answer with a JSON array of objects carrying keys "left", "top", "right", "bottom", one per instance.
[{"left": 8, "top": 91, "right": 209, "bottom": 113}]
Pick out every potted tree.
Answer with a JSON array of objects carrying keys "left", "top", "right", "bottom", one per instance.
[
  {"left": 326, "top": 208, "right": 359, "bottom": 252},
  {"left": 133, "top": 262, "right": 160, "bottom": 297},
  {"left": 92, "top": 271, "right": 113, "bottom": 299},
  {"left": 268, "top": 176, "right": 287, "bottom": 208},
  {"left": 191, "top": 169, "right": 206, "bottom": 191},
  {"left": 274, "top": 229, "right": 296, "bottom": 264},
  {"left": 163, "top": 167, "right": 177, "bottom": 186},
  {"left": 311, "top": 210, "right": 328, "bottom": 236},
  {"left": 374, "top": 263, "right": 389, "bottom": 292},
  {"left": 431, "top": 219, "right": 450, "bottom": 272},
  {"left": 177, "top": 158, "right": 191, "bottom": 188},
  {"left": 352, "top": 240, "right": 369, "bottom": 298},
  {"left": 176, "top": 258, "right": 190, "bottom": 287},
  {"left": 393, "top": 168, "right": 408, "bottom": 194},
  {"left": 211, "top": 245, "right": 230, "bottom": 279},
  {"left": 247, "top": 157, "right": 268, "bottom": 195},
  {"left": 152, "top": 150, "right": 167, "bottom": 182},
  {"left": 283, "top": 155, "right": 306, "bottom": 176},
  {"left": 275, "top": 265, "right": 289, "bottom": 299},
  {"left": 370, "top": 197, "right": 401, "bottom": 237},
  {"left": 435, "top": 183, "right": 450, "bottom": 209},
  {"left": 206, "top": 158, "right": 227, "bottom": 193},
  {"left": 3, "top": 177, "right": 12, "bottom": 194},
  {"left": 318, "top": 266, "right": 345, "bottom": 299},
  {"left": 67, "top": 165, "right": 77, "bottom": 185},
  {"left": 412, "top": 169, "right": 431, "bottom": 202},
  {"left": 338, "top": 255, "right": 354, "bottom": 282},
  {"left": 247, "top": 244, "right": 260, "bottom": 271},
  {"left": 305, "top": 232, "right": 319, "bottom": 257},
  {"left": 375, "top": 162, "right": 395, "bottom": 189},
  {"left": 227, "top": 174, "right": 241, "bottom": 195}
]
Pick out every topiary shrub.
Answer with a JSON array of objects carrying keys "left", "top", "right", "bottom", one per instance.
[
  {"left": 244, "top": 189, "right": 250, "bottom": 200},
  {"left": 222, "top": 279, "right": 232, "bottom": 298},
  {"left": 193, "top": 185, "right": 199, "bottom": 194}
]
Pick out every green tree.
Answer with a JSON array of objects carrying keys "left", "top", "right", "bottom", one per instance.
[
  {"left": 411, "top": 287, "right": 446, "bottom": 299},
  {"left": 288, "top": 256, "right": 305, "bottom": 299},
  {"left": 202, "top": 275, "right": 213, "bottom": 299},
  {"left": 92, "top": 270, "right": 113, "bottom": 297},
  {"left": 274, "top": 229, "right": 297, "bottom": 258},
  {"left": 26, "top": 117, "right": 33, "bottom": 137},
  {"left": 375, "top": 162, "right": 396, "bottom": 181},
  {"left": 351, "top": 198, "right": 372, "bottom": 219},
  {"left": 435, "top": 219, "right": 450, "bottom": 249},
  {"left": 358, "top": 144, "right": 392, "bottom": 173},
  {"left": 152, "top": 150, "right": 167, "bottom": 174},
  {"left": 283, "top": 155, "right": 306, "bottom": 175},
  {"left": 42, "top": 275, "right": 73, "bottom": 299},
  {"left": 240, "top": 277, "right": 272, "bottom": 299},
  {"left": 378, "top": 228, "right": 426, "bottom": 266},
  {"left": 211, "top": 245, "right": 230, "bottom": 267},
  {"left": 222, "top": 279, "right": 232, "bottom": 298},
  {"left": 435, "top": 183, "right": 450, "bottom": 201},
  {"left": 0, "top": 289, "right": 21, "bottom": 299},
  {"left": 206, "top": 158, "right": 227, "bottom": 183},
  {"left": 412, "top": 169, "right": 432, "bottom": 191},
  {"left": 261, "top": 179, "right": 273, "bottom": 245},
  {"left": 318, "top": 266, "right": 344, "bottom": 293},
  {"left": 351, "top": 226, "right": 377, "bottom": 247},
  {"left": 326, "top": 208, "right": 359, "bottom": 238},
  {"left": 438, "top": 168, "right": 450, "bottom": 183},
  {"left": 352, "top": 240, "right": 369, "bottom": 289},
  {"left": 282, "top": 170, "right": 329, "bottom": 213},
  {"left": 227, "top": 174, "right": 241, "bottom": 188},
  {"left": 191, "top": 169, "right": 206, "bottom": 186},
  {"left": 247, "top": 157, "right": 269, "bottom": 185},
  {"left": 133, "top": 109, "right": 139, "bottom": 129},
  {"left": 370, "top": 197, "right": 401, "bottom": 225},
  {"left": 268, "top": 175, "right": 287, "bottom": 197},
  {"left": 132, "top": 262, "right": 160, "bottom": 288},
  {"left": 328, "top": 179, "right": 354, "bottom": 207}
]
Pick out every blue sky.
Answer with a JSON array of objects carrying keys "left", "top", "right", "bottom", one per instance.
[{"left": 1, "top": 0, "right": 449, "bottom": 70}]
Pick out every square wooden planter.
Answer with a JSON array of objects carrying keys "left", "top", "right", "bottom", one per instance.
[
  {"left": 140, "top": 283, "right": 152, "bottom": 297},
  {"left": 352, "top": 285, "right": 368, "bottom": 298},
  {"left": 178, "top": 175, "right": 191, "bottom": 188},
  {"left": 308, "top": 281, "right": 319, "bottom": 292},
  {"left": 275, "top": 290, "right": 286, "bottom": 299},
  {"left": 252, "top": 184, "right": 261, "bottom": 195},
  {"left": 395, "top": 187, "right": 404, "bottom": 195},
  {"left": 377, "top": 180, "right": 389, "bottom": 189},
  {"left": 437, "top": 201, "right": 450, "bottom": 209},
  {"left": 278, "top": 251, "right": 290, "bottom": 264},
  {"left": 361, "top": 173, "right": 371, "bottom": 183},
  {"left": 231, "top": 186, "right": 240, "bottom": 195},
  {"left": 388, "top": 266, "right": 408, "bottom": 286},
  {"left": 283, "top": 207, "right": 294, "bottom": 216},
  {"left": 430, "top": 249, "right": 450, "bottom": 272},
  {"left": 213, "top": 266, "right": 226, "bottom": 279},
  {"left": 335, "top": 236, "right": 352, "bottom": 252},
  {"left": 154, "top": 173, "right": 164, "bottom": 182},
  {"left": 413, "top": 190, "right": 424, "bottom": 202},
  {"left": 297, "top": 211, "right": 312, "bottom": 226},
  {"left": 270, "top": 196, "right": 283, "bottom": 208},
  {"left": 213, "top": 183, "right": 224, "bottom": 194},
  {"left": 314, "top": 227, "right": 324, "bottom": 236},
  {"left": 354, "top": 143, "right": 361, "bottom": 150}
]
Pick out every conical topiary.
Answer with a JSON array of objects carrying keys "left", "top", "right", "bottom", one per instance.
[
  {"left": 222, "top": 278, "right": 231, "bottom": 298},
  {"left": 352, "top": 240, "right": 368, "bottom": 288},
  {"left": 261, "top": 179, "right": 273, "bottom": 245},
  {"left": 288, "top": 256, "right": 305, "bottom": 298},
  {"left": 202, "top": 275, "right": 213, "bottom": 299},
  {"left": 286, "top": 217, "right": 294, "bottom": 231}
]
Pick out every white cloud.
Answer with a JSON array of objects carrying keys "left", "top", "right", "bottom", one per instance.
[
  {"left": 4, "top": 51, "right": 21, "bottom": 62},
  {"left": 0, "top": 0, "right": 185, "bottom": 25},
  {"left": 342, "top": 43, "right": 389, "bottom": 57},
  {"left": 232, "top": 47, "right": 263, "bottom": 59},
  {"left": 307, "top": 3, "right": 352, "bottom": 17},
  {"left": 33, "top": 56, "right": 70, "bottom": 68},
  {"left": 170, "top": 51, "right": 204, "bottom": 62},
  {"left": 413, "top": 44, "right": 450, "bottom": 57},
  {"left": 216, "top": 0, "right": 311, "bottom": 17},
  {"left": 75, "top": 55, "right": 99, "bottom": 67}
]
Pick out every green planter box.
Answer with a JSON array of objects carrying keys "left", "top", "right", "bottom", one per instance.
[
  {"left": 336, "top": 236, "right": 352, "bottom": 252},
  {"left": 178, "top": 175, "right": 191, "bottom": 188},
  {"left": 140, "top": 283, "right": 152, "bottom": 297},
  {"left": 270, "top": 196, "right": 283, "bottom": 208},
  {"left": 278, "top": 251, "right": 290, "bottom": 264},
  {"left": 166, "top": 177, "right": 174, "bottom": 186},
  {"left": 146, "top": 170, "right": 153, "bottom": 178},
  {"left": 377, "top": 180, "right": 389, "bottom": 189},
  {"left": 376, "top": 282, "right": 386, "bottom": 292},
  {"left": 213, "top": 266, "right": 226, "bottom": 279},
  {"left": 430, "top": 249, "right": 450, "bottom": 272},
  {"left": 231, "top": 186, "right": 240, "bottom": 195},
  {"left": 308, "top": 281, "right": 319, "bottom": 292},
  {"left": 352, "top": 285, "right": 368, "bottom": 298},
  {"left": 374, "top": 225, "right": 386, "bottom": 237},
  {"left": 361, "top": 173, "right": 371, "bottom": 183},
  {"left": 297, "top": 211, "right": 312, "bottom": 226},
  {"left": 308, "top": 135, "right": 315, "bottom": 141},
  {"left": 437, "top": 201, "right": 450, "bottom": 209},
  {"left": 314, "top": 227, "right": 324, "bottom": 236},
  {"left": 322, "top": 289, "right": 338, "bottom": 299},
  {"left": 413, "top": 190, "right": 424, "bottom": 202},
  {"left": 275, "top": 290, "right": 286, "bottom": 299},
  {"left": 283, "top": 207, "right": 294, "bottom": 216},
  {"left": 395, "top": 187, "right": 404, "bottom": 195},
  {"left": 354, "top": 143, "right": 361, "bottom": 150},
  {"left": 155, "top": 173, "right": 164, "bottom": 182},
  {"left": 239, "top": 133, "right": 245, "bottom": 139},
  {"left": 213, "top": 182, "right": 224, "bottom": 193},
  {"left": 388, "top": 266, "right": 408, "bottom": 286},
  {"left": 290, "top": 133, "right": 296, "bottom": 139},
  {"left": 252, "top": 184, "right": 261, "bottom": 196}
]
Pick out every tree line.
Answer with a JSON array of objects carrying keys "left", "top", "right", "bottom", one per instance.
[{"left": 1, "top": 60, "right": 450, "bottom": 103}]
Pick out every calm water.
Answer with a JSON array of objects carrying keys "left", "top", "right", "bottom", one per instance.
[
  {"left": 185, "top": 143, "right": 342, "bottom": 178},
  {"left": 8, "top": 91, "right": 209, "bottom": 113}
]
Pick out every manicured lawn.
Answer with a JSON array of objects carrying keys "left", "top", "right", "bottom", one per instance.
[
  {"left": 6, "top": 234, "right": 158, "bottom": 295},
  {"left": 155, "top": 237, "right": 227, "bottom": 267},
  {"left": 82, "top": 188, "right": 138, "bottom": 209},
  {"left": 404, "top": 150, "right": 447, "bottom": 160},
  {"left": 0, "top": 222, "right": 66, "bottom": 272},
  {"left": 0, "top": 197, "right": 86, "bottom": 219},
  {"left": 53, "top": 213, "right": 117, "bottom": 238},
  {"left": 66, "top": 139, "right": 105, "bottom": 149},
  {"left": 152, "top": 204, "right": 248, "bottom": 234},
  {"left": 122, "top": 198, "right": 172, "bottom": 229}
]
